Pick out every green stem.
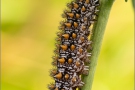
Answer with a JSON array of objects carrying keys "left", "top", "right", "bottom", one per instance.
[{"left": 81, "top": 0, "right": 115, "bottom": 90}]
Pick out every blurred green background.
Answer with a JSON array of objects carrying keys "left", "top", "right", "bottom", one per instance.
[{"left": 1, "top": 0, "right": 134, "bottom": 90}]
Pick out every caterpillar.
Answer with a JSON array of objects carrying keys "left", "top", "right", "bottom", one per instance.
[{"left": 48, "top": 0, "right": 99, "bottom": 90}]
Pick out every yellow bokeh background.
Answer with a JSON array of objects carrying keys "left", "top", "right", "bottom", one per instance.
[{"left": 1, "top": 0, "right": 134, "bottom": 90}]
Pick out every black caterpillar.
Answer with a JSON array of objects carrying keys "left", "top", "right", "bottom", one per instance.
[{"left": 48, "top": 0, "right": 99, "bottom": 90}]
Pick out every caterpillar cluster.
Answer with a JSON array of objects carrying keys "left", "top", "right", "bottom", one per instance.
[{"left": 48, "top": 0, "right": 99, "bottom": 90}]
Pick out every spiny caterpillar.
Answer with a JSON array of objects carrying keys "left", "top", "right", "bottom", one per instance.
[{"left": 48, "top": 0, "right": 99, "bottom": 90}]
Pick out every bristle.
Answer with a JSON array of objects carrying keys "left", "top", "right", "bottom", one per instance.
[
  {"left": 73, "top": 3, "right": 79, "bottom": 9},
  {"left": 55, "top": 44, "right": 60, "bottom": 48},
  {"left": 67, "top": 13, "right": 74, "bottom": 18},
  {"left": 82, "top": 26, "right": 86, "bottom": 30},
  {"left": 85, "top": 0, "right": 89, "bottom": 4},
  {"left": 54, "top": 49, "right": 59, "bottom": 54},
  {"left": 72, "top": 33, "right": 77, "bottom": 39},
  {"left": 80, "top": 37, "right": 85, "bottom": 42},
  {"left": 55, "top": 37, "right": 61, "bottom": 41},
  {"left": 60, "top": 45, "right": 68, "bottom": 51},
  {"left": 76, "top": 61, "right": 81, "bottom": 67},
  {"left": 81, "top": 6, "right": 86, "bottom": 12},
  {"left": 67, "top": 3, "right": 72, "bottom": 8},
  {"left": 52, "top": 56, "right": 58, "bottom": 60},
  {"left": 64, "top": 23, "right": 71, "bottom": 28},
  {"left": 54, "top": 72, "right": 62, "bottom": 79},
  {"left": 68, "top": 58, "right": 73, "bottom": 64},
  {"left": 79, "top": 48, "right": 83, "bottom": 53},
  {"left": 82, "top": 70, "right": 89, "bottom": 75},
  {"left": 48, "top": 83, "right": 55, "bottom": 90},
  {"left": 58, "top": 26, "right": 64, "bottom": 30},
  {"left": 65, "top": 74, "right": 69, "bottom": 79},
  {"left": 62, "top": 34, "right": 69, "bottom": 39},
  {"left": 54, "top": 87, "right": 59, "bottom": 90},
  {"left": 61, "top": 13, "right": 66, "bottom": 18},
  {"left": 51, "top": 61, "right": 57, "bottom": 66},
  {"left": 76, "top": 14, "right": 80, "bottom": 19},
  {"left": 84, "top": 17, "right": 87, "bottom": 21},
  {"left": 58, "top": 58, "right": 65, "bottom": 64},
  {"left": 70, "top": 45, "right": 75, "bottom": 51},
  {"left": 72, "top": 77, "right": 76, "bottom": 82},
  {"left": 74, "top": 22, "right": 78, "bottom": 28},
  {"left": 50, "top": 69, "right": 57, "bottom": 77},
  {"left": 56, "top": 32, "right": 62, "bottom": 37}
]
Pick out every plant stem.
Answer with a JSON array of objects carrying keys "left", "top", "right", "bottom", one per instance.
[{"left": 81, "top": 0, "right": 115, "bottom": 90}]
